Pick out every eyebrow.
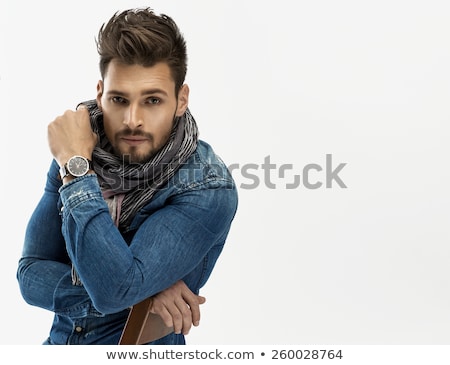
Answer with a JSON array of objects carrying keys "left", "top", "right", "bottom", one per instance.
[{"left": 106, "top": 88, "right": 169, "bottom": 97}]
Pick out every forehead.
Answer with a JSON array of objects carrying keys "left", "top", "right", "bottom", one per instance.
[{"left": 103, "top": 60, "right": 176, "bottom": 94}]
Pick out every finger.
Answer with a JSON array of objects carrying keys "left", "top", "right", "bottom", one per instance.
[
  {"left": 188, "top": 297, "right": 201, "bottom": 327},
  {"left": 182, "top": 293, "right": 206, "bottom": 327},
  {"left": 179, "top": 284, "right": 200, "bottom": 306},
  {"left": 75, "top": 105, "right": 89, "bottom": 118},
  {"left": 175, "top": 298, "right": 193, "bottom": 335},
  {"left": 154, "top": 306, "right": 174, "bottom": 330},
  {"left": 162, "top": 301, "right": 183, "bottom": 335},
  {"left": 178, "top": 288, "right": 198, "bottom": 327},
  {"left": 148, "top": 299, "right": 175, "bottom": 329},
  {"left": 196, "top": 296, "right": 206, "bottom": 325},
  {"left": 149, "top": 292, "right": 184, "bottom": 334}
]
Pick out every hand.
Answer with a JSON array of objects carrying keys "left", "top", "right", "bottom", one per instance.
[
  {"left": 149, "top": 280, "right": 206, "bottom": 335},
  {"left": 47, "top": 105, "right": 97, "bottom": 167}
]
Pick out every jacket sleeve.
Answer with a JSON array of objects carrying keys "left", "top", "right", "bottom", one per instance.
[
  {"left": 17, "top": 160, "right": 94, "bottom": 317},
  {"left": 58, "top": 171, "right": 237, "bottom": 314}
]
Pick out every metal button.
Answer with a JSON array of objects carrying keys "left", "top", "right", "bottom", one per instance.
[{"left": 75, "top": 326, "right": 83, "bottom": 333}]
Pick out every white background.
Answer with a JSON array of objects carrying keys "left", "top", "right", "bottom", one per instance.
[{"left": 1, "top": 0, "right": 450, "bottom": 345}]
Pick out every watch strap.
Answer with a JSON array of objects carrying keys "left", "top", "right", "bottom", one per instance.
[{"left": 59, "top": 164, "right": 70, "bottom": 179}]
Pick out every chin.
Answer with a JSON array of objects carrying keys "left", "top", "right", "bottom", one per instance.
[
  {"left": 121, "top": 150, "right": 158, "bottom": 165},
  {"left": 121, "top": 154, "right": 149, "bottom": 165},
  {"left": 112, "top": 143, "right": 151, "bottom": 164}
]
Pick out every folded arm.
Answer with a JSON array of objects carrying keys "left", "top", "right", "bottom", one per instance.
[
  {"left": 18, "top": 160, "right": 236, "bottom": 318},
  {"left": 59, "top": 173, "right": 234, "bottom": 313}
]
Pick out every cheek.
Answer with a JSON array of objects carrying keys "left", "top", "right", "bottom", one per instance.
[
  {"left": 103, "top": 125, "right": 114, "bottom": 143},
  {"left": 143, "top": 110, "right": 174, "bottom": 134},
  {"left": 102, "top": 116, "right": 120, "bottom": 143},
  {"left": 156, "top": 117, "right": 175, "bottom": 138}
]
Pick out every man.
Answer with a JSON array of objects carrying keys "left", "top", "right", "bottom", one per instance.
[{"left": 17, "top": 7, "right": 238, "bottom": 345}]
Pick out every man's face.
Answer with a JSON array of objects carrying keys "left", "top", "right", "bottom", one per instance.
[{"left": 96, "top": 60, "right": 189, "bottom": 164}]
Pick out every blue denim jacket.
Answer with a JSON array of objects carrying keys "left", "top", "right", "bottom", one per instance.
[{"left": 17, "top": 140, "right": 238, "bottom": 345}]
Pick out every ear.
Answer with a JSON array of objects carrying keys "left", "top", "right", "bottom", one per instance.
[
  {"left": 96, "top": 80, "right": 104, "bottom": 109},
  {"left": 175, "top": 84, "right": 189, "bottom": 116}
]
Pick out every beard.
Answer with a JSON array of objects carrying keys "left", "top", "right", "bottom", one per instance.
[
  {"left": 112, "top": 116, "right": 176, "bottom": 165},
  {"left": 114, "top": 132, "right": 155, "bottom": 164},
  {"left": 112, "top": 130, "right": 169, "bottom": 165},
  {"left": 104, "top": 106, "right": 178, "bottom": 164}
]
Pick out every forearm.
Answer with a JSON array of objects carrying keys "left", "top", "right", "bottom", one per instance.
[
  {"left": 59, "top": 174, "right": 138, "bottom": 312},
  {"left": 17, "top": 161, "right": 94, "bottom": 316},
  {"left": 60, "top": 175, "right": 184, "bottom": 312},
  {"left": 59, "top": 175, "right": 234, "bottom": 315}
]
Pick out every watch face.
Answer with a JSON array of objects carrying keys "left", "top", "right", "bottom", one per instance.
[{"left": 67, "top": 156, "right": 89, "bottom": 177}]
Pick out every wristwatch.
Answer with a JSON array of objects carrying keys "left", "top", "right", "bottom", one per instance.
[{"left": 59, "top": 155, "right": 93, "bottom": 179}]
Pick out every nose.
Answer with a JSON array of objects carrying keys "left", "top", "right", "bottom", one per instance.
[{"left": 123, "top": 103, "right": 143, "bottom": 129}]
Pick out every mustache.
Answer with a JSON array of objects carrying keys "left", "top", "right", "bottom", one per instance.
[{"left": 116, "top": 130, "right": 153, "bottom": 140}]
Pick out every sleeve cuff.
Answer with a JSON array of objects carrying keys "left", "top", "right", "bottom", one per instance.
[{"left": 59, "top": 174, "right": 103, "bottom": 210}]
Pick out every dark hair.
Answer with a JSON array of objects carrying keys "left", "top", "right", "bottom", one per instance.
[{"left": 96, "top": 8, "right": 187, "bottom": 92}]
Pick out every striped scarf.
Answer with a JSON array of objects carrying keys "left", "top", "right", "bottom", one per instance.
[{"left": 80, "top": 99, "right": 199, "bottom": 230}]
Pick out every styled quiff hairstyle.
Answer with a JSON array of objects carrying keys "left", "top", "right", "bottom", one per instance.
[{"left": 96, "top": 8, "right": 187, "bottom": 94}]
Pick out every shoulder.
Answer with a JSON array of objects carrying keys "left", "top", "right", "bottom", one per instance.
[
  {"left": 131, "top": 140, "right": 238, "bottom": 231},
  {"left": 174, "top": 140, "right": 236, "bottom": 192}
]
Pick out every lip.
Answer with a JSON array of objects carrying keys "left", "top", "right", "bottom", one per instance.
[{"left": 121, "top": 137, "right": 149, "bottom": 146}]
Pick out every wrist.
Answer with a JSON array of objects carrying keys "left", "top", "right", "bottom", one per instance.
[{"left": 62, "top": 169, "right": 95, "bottom": 184}]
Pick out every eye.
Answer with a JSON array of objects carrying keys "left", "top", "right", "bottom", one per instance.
[
  {"left": 146, "top": 97, "right": 161, "bottom": 105},
  {"left": 111, "top": 96, "right": 127, "bottom": 104}
]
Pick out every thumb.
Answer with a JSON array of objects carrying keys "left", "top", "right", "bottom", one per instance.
[{"left": 76, "top": 103, "right": 88, "bottom": 111}]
